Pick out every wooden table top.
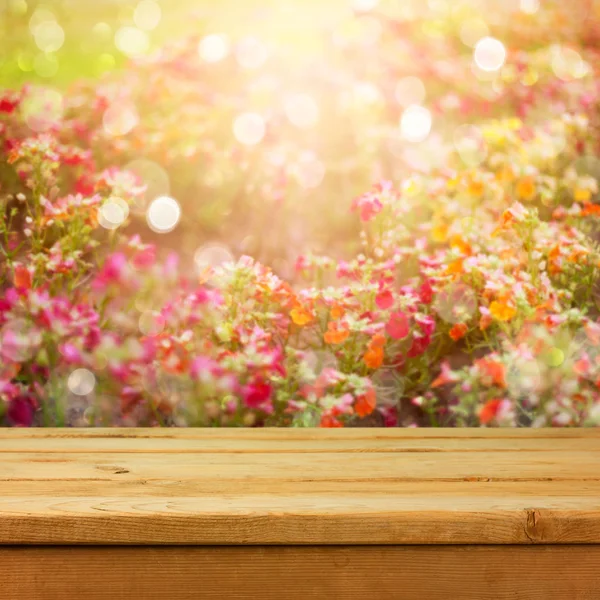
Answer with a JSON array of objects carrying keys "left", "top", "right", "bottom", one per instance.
[{"left": 1, "top": 428, "right": 599, "bottom": 546}]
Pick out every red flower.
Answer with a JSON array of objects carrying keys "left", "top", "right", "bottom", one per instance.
[
  {"left": 7, "top": 396, "right": 36, "bottom": 427},
  {"left": 419, "top": 280, "right": 433, "bottom": 304},
  {"left": 449, "top": 323, "right": 468, "bottom": 341},
  {"left": 407, "top": 334, "right": 431, "bottom": 358},
  {"left": 0, "top": 95, "right": 19, "bottom": 114},
  {"left": 320, "top": 413, "right": 343, "bottom": 428}
]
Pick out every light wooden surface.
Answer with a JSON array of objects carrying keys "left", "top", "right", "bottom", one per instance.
[
  {"left": 1, "top": 428, "right": 599, "bottom": 545},
  {"left": 2, "top": 545, "right": 600, "bottom": 600}
]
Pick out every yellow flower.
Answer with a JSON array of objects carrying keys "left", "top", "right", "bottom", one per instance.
[
  {"left": 290, "top": 306, "right": 313, "bottom": 326},
  {"left": 496, "top": 164, "right": 514, "bottom": 183},
  {"left": 468, "top": 179, "right": 484, "bottom": 197},
  {"left": 431, "top": 223, "right": 449, "bottom": 243},
  {"left": 489, "top": 300, "right": 517, "bottom": 322},
  {"left": 574, "top": 187, "right": 592, "bottom": 203}
]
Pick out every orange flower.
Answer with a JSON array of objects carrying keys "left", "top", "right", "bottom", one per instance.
[
  {"left": 475, "top": 358, "right": 506, "bottom": 388},
  {"left": 87, "top": 207, "right": 99, "bottom": 228},
  {"left": 516, "top": 177, "right": 536, "bottom": 201},
  {"left": 290, "top": 306, "right": 313, "bottom": 326},
  {"left": 324, "top": 322, "right": 350, "bottom": 345},
  {"left": 479, "top": 314, "right": 493, "bottom": 331},
  {"left": 489, "top": 299, "right": 517, "bottom": 322},
  {"left": 449, "top": 235, "right": 472, "bottom": 256},
  {"left": 354, "top": 387, "right": 376, "bottom": 418},
  {"left": 363, "top": 346, "right": 384, "bottom": 369},
  {"left": 581, "top": 202, "right": 600, "bottom": 217},
  {"left": 568, "top": 247, "right": 589, "bottom": 264},
  {"left": 492, "top": 210, "right": 514, "bottom": 237},
  {"left": 13, "top": 264, "right": 32, "bottom": 290},
  {"left": 479, "top": 398, "right": 504, "bottom": 425},
  {"left": 449, "top": 323, "right": 468, "bottom": 341},
  {"left": 369, "top": 333, "right": 386, "bottom": 348},
  {"left": 445, "top": 257, "right": 465, "bottom": 276},
  {"left": 330, "top": 303, "right": 345, "bottom": 320},
  {"left": 468, "top": 179, "right": 484, "bottom": 197}
]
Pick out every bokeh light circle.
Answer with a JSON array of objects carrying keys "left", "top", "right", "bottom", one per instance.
[
  {"left": 124, "top": 158, "right": 170, "bottom": 213},
  {"left": 99, "top": 197, "right": 129, "bottom": 230},
  {"left": 194, "top": 243, "right": 234, "bottom": 273},
  {"left": 400, "top": 105, "right": 432, "bottom": 142},
  {"left": 67, "top": 369, "right": 96, "bottom": 396},
  {"left": 20, "top": 87, "right": 63, "bottom": 132},
  {"left": 134, "top": 0, "right": 162, "bottom": 31},
  {"left": 304, "top": 350, "right": 339, "bottom": 380},
  {"left": 233, "top": 112, "right": 266, "bottom": 146},
  {"left": 115, "top": 26, "right": 150, "bottom": 58},
  {"left": 284, "top": 94, "right": 319, "bottom": 129},
  {"left": 433, "top": 282, "right": 477, "bottom": 324},
  {"left": 198, "top": 34, "right": 229, "bottom": 63},
  {"left": 505, "top": 358, "right": 543, "bottom": 400},
  {"left": 146, "top": 196, "right": 181, "bottom": 233},
  {"left": 473, "top": 37, "right": 506, "bottom": 72},
  {"left": 551, "top": 46, "right": 588, "bottom": 81},
  {"left": 0, "top": 319, "right": 42, "bottom": 362},
  {"left": 33, "top": 20, "right": 65, "bottom": 53},
  {"left": 103, "top": 102, "right": 139, "bottom": 136}
]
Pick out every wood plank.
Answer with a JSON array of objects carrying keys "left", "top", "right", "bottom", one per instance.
[
  {"left": 1, "top": 495, "right": 599, "bottom": 544},
  {"left": 2, "top": 545, "right": 600, "bottom": 599},
  {"left": 1, "top": 429, "right": 599, "bottom": 545},
  {"left": 1, "top": 427, "right": 599, "bottom": 439},
  {"left": 0, "top": 450, "right": 598, "bottom": 481},
  {"left": 2, "top": 434, "right": 600, "bottom": 452},
  {"left": 3, "top": 479, "right": 600, "bottom": 497}
]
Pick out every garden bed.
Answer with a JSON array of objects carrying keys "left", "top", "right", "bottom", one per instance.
[{"left": 2, "top": 428, "right": 600, "bottom": 598}]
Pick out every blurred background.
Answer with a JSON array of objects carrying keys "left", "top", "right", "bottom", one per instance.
[{"left": 1, "top": 0, "right": 599, "bottom": 275}]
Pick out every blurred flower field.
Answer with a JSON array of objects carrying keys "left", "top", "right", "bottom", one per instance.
[{"left": 2, "top": 0, "right": 600, "bottom": 427}]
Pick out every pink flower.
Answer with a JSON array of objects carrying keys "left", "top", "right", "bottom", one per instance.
[
  {"left": 385, "top": 311, "right": 410, "bottom": 340},
  {"left": 132, "top": 246, "right": 156, "bottom": 270},
  {"left": 415, "top": 314, "right": 436, "bottom": 337},
  {"left": 190, "top": 356, "right": 221, "bottom": 380},
  {"left": 243, "top": 379, "right": 274, "bottom": 414},
  {"left": 59, "top": 343, "right": 83, "bottom": 364},
  {"left": 92, "top": 252, "right": 128, "bottom": 291},
  {"left": 376, "top": 290, "right": 394, "bottom": 310},
  {"left": 352, "top": 193, "right": 383, "bottom": 222}
]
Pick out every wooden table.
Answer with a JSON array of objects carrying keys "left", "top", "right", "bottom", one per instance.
[{"left": 1, "top": 428, "right": 599, "bottom": 599}]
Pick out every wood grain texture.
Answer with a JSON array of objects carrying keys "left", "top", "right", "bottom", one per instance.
[
  {"left": 0, "top": 428, "right": 599, "bottom": 545},
  {"left": 2, "top": 545, "right": 600, "bottom": 600}
]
